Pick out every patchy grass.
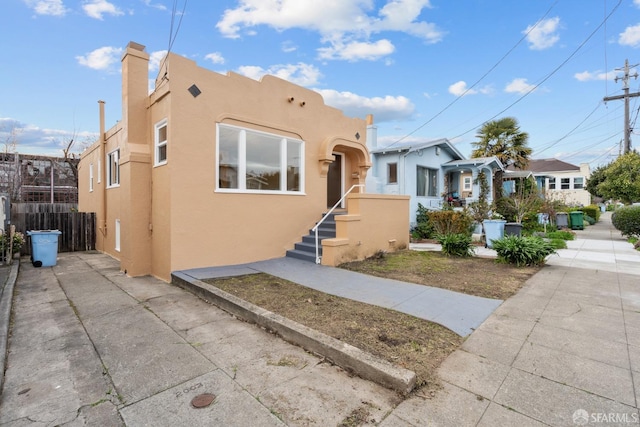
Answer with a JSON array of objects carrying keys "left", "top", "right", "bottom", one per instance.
[{"left": 203, "top": 249, "right": 541, "bottom": 393}]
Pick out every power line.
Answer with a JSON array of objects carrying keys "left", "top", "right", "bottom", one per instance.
[
  {"left": 380, "top": 1, "right": 559, "bottom": 149},
  {"left": 451, "top": 0, "right": 623, "bottom": 141},
  {"left": 535, "top": 102, "right": 604, "bottom": 155}
]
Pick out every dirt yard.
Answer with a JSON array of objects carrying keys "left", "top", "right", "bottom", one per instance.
[{"left": 204, "top": 250, "right": 542, "bottom": 394}]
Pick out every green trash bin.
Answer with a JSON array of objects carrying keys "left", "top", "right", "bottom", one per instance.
[{"left": 570, "top": 211, "right": 584, "bottom": 230}]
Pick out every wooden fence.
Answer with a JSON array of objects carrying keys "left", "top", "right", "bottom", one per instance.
[{"left": 10, "top": 203, "right": 96, "bottom": 254}]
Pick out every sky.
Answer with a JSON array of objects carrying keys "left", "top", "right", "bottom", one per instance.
[{"left": 2, "top": 0, "right": 640, "bottom": 169}]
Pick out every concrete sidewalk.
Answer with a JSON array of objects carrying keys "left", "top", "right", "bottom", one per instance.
[
  {"left": 0, "top": 253, "right": 401, "bottom": 426},
  {"left": 382, "top": 212, "right": 640, "bottom": 426}
]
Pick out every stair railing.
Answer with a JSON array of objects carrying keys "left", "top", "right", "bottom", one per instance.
[{"left": 312, "top": 184, "right": 364, "bottom": 264}]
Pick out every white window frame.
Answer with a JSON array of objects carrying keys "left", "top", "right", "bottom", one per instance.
[
  {"left": 417, "top": 166, "right": 438, "bottom": 197},
  {"left": 89, "top": 163, "right": 94, "bottom": 192},
  {"left": 97, "top": 159, "right": 101, "bottom": 184},
  {"left": 573, "top": 177, "right": 584, "bottom": 190},
  {"left": 107, "top": 149, "right": 120, "bottom": 188},
  {"left": 548, "top": 177, "right": 556, "bottom": 190},
  {"left": 463, "top": 176, "right": 472, "bottom": 191},
  {"left": 154, "top": 119, "right": 168, "bottom": 166},
  {"left": 115, "top": 219, "right": 121, "bottom": 252},
  {"left": 216, "top": 123, "right": 305, "bottom": 194},
  {"left": 561, "top": 177, "right": 570, "bottom": 190}
]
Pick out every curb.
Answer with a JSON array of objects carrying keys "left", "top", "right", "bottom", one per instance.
[
  {"left": 0, "top": 260, "right": 20, "bottom": 393},
  {"left": 171, "top": 271, "right": 417, "bottom": 395}
]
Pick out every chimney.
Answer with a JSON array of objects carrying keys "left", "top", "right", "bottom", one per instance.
[
  {"left": 121, "top": 42, "right": 149, "bottom": 145},
  {"left": 366, "top": 114, "right": 377, "bottom": 150}
]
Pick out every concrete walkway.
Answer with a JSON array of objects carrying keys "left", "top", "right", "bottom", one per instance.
[
  {"left": 382, "top": 211, "right": 640, "bottom": 426},
  {"left": 182, "top": 257, "right": 502, "bottom": 337}
]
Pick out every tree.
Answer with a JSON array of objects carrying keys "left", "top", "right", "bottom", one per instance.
[
  {"left": 585, "top": 163, "right": 610, "bottom": 200},
  {"left": 471, "top": 117, "right": 532, "bottom": 169},
  {"left": 595, "top": 151, "right": 640, "bottom": 204}
]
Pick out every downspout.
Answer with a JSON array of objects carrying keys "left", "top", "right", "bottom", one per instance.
[{"left": 98, "top": 100, "right": 107, "bottom": 236}]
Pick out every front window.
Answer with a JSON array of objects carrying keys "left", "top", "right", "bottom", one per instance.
[
  {"left": 573, "top": 177, "right": 584, "bottom": 189},
  {"left": 217, "top": 124, "right": 303, "bottom": 193},
  {"left": 155, "top": 120, "right": 167, "bottom": 166},
  {"left": 548, "top": 177, "right": 556, "bottom": 190},
  {"left": 561, "top": 178, "right": 570, "bottom": 190},
  {"left": 388, "top": 163, "right": 397, "bottom": 184},
  {"left": 417, "top": 166, "right": 438, "bottom": 197},
  {"left": 107, "top": 149, "right": 120, "bottom": 187},
  {"left": 89, "top": 163, "right": 94, "bottom": 192}
]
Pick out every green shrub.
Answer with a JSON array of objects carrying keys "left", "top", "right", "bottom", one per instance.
[
  {"left": 429, "top": 210, "right": 473, "bottom": 236},
  {"left": 583, "top": 205, "right": 600, "bottom": 221},
  {"left": 412, "top": 203, "right": 436, "bottom": 239},
  {"left": 547, "top": 238, "right": 567, "bottom": 249},
  {"left": 492, "top": 235, "right": 556, "bottom": 266},
  {"left": 438, "top": 233, "right": 475, "bottom": 257},
  {"left": 612, "top": 206, "right": 640, "bottom": 237},
  {"left": 583, "top": 214, "right": 596, "bottom": 225},
  {"left": 546, "top": 230, "right": 575, "bottom": 240}
]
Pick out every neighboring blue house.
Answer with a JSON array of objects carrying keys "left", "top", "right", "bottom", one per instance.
[{"left": 365, "top": 119, "right": 504, "bottom": 225}]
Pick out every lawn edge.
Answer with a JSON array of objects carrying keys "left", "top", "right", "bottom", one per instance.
[{"left": 171, "top": 271, "right": 416, "bottom": 395}]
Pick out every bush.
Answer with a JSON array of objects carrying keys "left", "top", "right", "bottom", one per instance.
[
  {"left": 583, "top": 214, "right": 596, "bottom": 225},
  {"left": 612, "top": 206, "right": 640, "bottom": 237},
  {"left": 547, "top": 238, "right": 567, "bottom": 249},
  {"left": 546, "top": 230, "right": 575, "bottom": 240},
  {"left": 412, "top": 203, "right": 436, "bottom": 239},
  {"left": 492, "top": 235, "right": 556, "bottom": 266},
  {"left": 583, "top": 205, "right": 600, "bottom": 222},
  {"left": 438, "top": 233, "right": 475, "bottom": 257},
  {"left": 429, "top": 210, "right": 474, "bottom": 236}
]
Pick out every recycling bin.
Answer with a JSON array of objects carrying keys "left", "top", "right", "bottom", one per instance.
[
  {"left": 27, "top": 230, "right": 62, "bottom": 267},
  {"left": 556, "top": 212, "right": 568, "bottom": 228},
  {"left": 537, "top": 213, "right": 549, "bottom": 224},
  {"left": 570, "top": 211, "right": 584, "bottom": 230},
  {"left": 483, "top": 219, "right": 506, "bottom": 249}
]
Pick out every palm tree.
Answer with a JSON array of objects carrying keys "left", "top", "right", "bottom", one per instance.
[{"left": 471, "top": 117, "right": 532, "bottom": 169}]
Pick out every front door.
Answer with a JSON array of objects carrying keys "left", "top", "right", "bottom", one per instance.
[{"left": 327, "top": 153, "right": 343, "bottom": 208}]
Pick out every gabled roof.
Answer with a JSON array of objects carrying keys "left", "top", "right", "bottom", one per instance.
[
  {"left": 371, "top": 138, "right": 465, "bottom": 160},
  {"left": 507, "top": 158, "right": 579, "bottom": 173},
  {"left": 442, "top": 156, "right": 505, "bottom": 171}
]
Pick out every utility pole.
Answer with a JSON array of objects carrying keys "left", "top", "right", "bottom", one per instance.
[{"left": 603, "top": 59, "right": 640, "bottom": 154}]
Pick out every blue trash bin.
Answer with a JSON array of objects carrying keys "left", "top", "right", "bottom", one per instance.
[
  {"left": 483, "top": 220, "right": 506, "bottom": 249},
  {"left": 27, "top": 230, "right": 62, "bottom": 267}
]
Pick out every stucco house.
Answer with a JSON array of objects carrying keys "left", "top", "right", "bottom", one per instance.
[
  {"left": 366, "top": 126, "right": 503, "bottom": 224},
  {"left": 78, "top": 41, "right": 409, "bottom": 282},
  {"left": 506, "top": 158, "right": 591, "bottom": 206}
]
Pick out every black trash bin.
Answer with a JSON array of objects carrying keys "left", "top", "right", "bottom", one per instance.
[
  {"left": 504, "top": 222, "right": 523, "bottom": 237},
  {"left": 556, "top": 212, "right": 568, "bottom": 228}
]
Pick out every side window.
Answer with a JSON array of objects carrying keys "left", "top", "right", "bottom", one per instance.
[
  {"left": 89, "top": 163, "right": 94, "bottom": 192},
  {"left": 548, "top": 177, "right": 556, "bottom": 190},
  {"left": 155, "top": 120, "right": 167, "bottom": 166},
  {"left": 573, "top": 177, "right": 584, "bottom": 189},
  {"left": 107, "top": 149, "right": 120, "bottom": 187},
  {"left": 561, "top": 178, "right": 570, "bottom": 190},
  {"left": 387, "top": 163, "right": 397, "bottom": 184},
  {"left": 463, "top": 176, "right": 472, "bottom": 191}
]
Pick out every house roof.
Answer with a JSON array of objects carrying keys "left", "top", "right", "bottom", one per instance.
[
  {"left": 507, "top": 158, "right": 579, "bottom": 173},
  {"left": 442, "top": 156, "right": 505, "bottom": 171},
  {"left": 371, "top": 138, "right": 465, "bottom": 160},
  {"left": 503, "top": 170, "right": 534, "bottom": 179}
]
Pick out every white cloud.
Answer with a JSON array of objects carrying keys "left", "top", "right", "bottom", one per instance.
[
  {"left": 237, "top": 62, "right": 322, "bottom": 87},
  {"left": 281, "top": 41, "right": 297, "bottom": 53},
  {"left": 141, "top": 0, "right": 167, "bottom": 11},
  {"left": 216, "top": 0, "right": 442, "bottom": 62},
  {"left": 0, "top": 118, "right": 96, "bottom": 156},
  {"left": 205, "top": 52, "right": 225, "bottom": 64},
  {"left": 149, "top": 50, "right": 168, "bottom": 72},
  {"left": 524, "top": 17, "right": 561, "bottom": 50},
  {"left": 76, "top": 46, "right": 123, "bottom": 71},
  {"left": 504, "top": 78, "right": 536, "bottom": 94},
  {"left": 315, "top": 89, "right": 414, "bottom": 122},
  {"left": 318, "top": 39, "right": 395, "bottom": 61},
  {"left": 448, "top": 81, "right": 492, "bottom": 97},
  {"left": 619, "top": 24, "right": 640, "bottom": 48},
  {"left": 82, "top": 0, "right": 124, "bottom": 20},
  {"left": 23, "top": 0, "right": 67, "bottom": 16},
  {"left": 635, "top": 0, "right": 640, "bottom": 7},
  {"left": 574, "top": 70, "right": 615, "bottom": 82}
]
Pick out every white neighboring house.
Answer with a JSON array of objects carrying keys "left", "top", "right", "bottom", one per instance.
[{"left": 507, "top": 158, "right": 592, "bottom": 206}]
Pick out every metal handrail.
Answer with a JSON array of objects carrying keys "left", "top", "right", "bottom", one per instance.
[{"left": 312, "top": 184, "right": 364, "bottom": 264}]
